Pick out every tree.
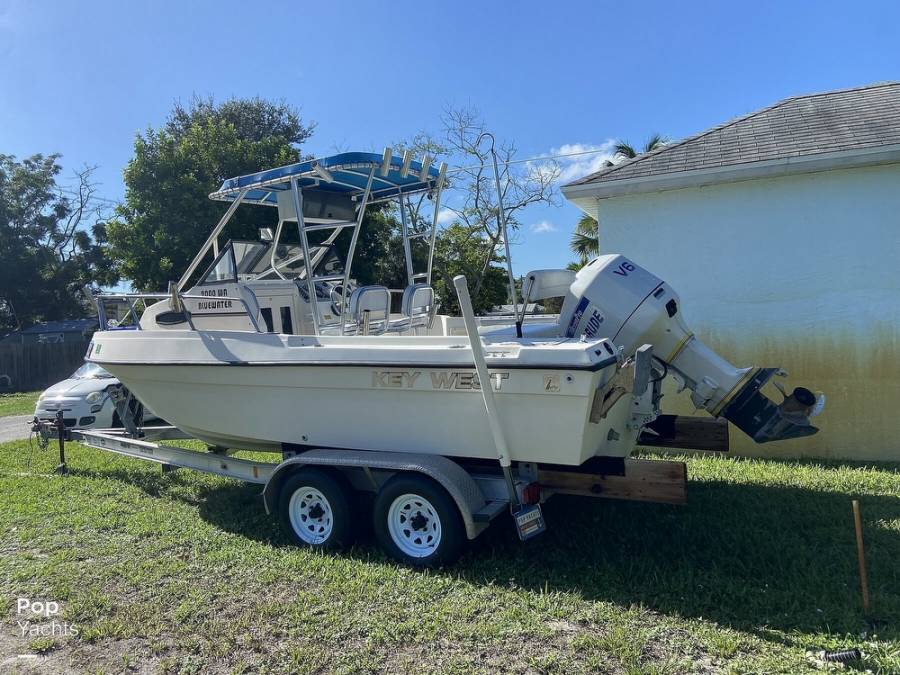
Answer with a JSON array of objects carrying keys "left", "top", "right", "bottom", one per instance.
[
  {"left": 107, "top": 96, "right": 314, "bottom": 290},
  {"left": 611, "top": 133, "right": 668, "bottom": 162},
  {"left": 430, "top": 224, "right": 509, "bottom": 315},
  {"left": 570, "top": 133, "right": 668, "bottom": 263},
  {"left": 397, "top": 107, "right": 559, "bottom": 312},
  {"left": 570, "top": 213, "right": 599, "bottom": 266},
  {"left": 0, "top": 154, "right": 116, "bottom": 331},
  {"left": 439, "top": 107, "right": 558, "bottom": 299}
]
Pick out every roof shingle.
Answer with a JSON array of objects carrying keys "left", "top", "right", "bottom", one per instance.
[{"left": 568, "top": 82, "right": 900, "bottom": 186}]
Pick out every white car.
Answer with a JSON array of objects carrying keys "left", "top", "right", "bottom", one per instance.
[{"left": 34, "top": 362, "right": 155, "bottom": 429}]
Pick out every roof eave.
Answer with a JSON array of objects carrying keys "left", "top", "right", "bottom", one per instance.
[{"left": 562, "top": 143, "right": 900, "bottom": 206}]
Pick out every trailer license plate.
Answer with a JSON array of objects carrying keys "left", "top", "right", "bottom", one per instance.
[{"left": 514, "top": 504, "right": 546, "bottom": 541}]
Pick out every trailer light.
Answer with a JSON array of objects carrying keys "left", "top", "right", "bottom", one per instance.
[
  {"left": 522, "top": 482, "right": 542, "bottom": 505},
  {"left": 380, "top": 147, "right": 393, "bottom": 176}
]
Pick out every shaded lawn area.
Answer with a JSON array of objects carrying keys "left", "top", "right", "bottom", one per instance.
[
  {"left": 0, "top": 391, "right": 40, "bottom": 417},
  {"left": 0, "top": 438, "right": 898, "bottom": 674}
]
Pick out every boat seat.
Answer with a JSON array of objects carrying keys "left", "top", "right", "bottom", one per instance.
[
  {"left": 347, "top": 285, "right": 390, "bottom": 335},
  {"left": 382, "top": 283, "right": 435, "bottom": 334},
  {"left": 398, "top": 283, "right": 434, "bottom": 332}
]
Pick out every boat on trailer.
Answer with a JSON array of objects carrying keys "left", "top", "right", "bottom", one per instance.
[{"left": 71, "top": 146, "right": 823, "bottom": 566}]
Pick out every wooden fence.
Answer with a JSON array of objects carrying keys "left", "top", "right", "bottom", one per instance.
[{"left": 0, "top": 340, "right": 91, "bottom": 392}]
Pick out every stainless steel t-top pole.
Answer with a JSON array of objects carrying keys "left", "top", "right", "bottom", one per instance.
[{"left": 453, "top": 275, "right": 520, "bottom": 510}]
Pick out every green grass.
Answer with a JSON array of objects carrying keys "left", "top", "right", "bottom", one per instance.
[
  {"left": 0, "top": 390, "right": 41, "bottom": 417},
  {"left": 1, "top": 439, "right": 898, "bottom": 674}
]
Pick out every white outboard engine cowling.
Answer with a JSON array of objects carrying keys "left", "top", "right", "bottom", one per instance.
[{"left": 558, "top": 255, "right": 821, "bottom": 443}]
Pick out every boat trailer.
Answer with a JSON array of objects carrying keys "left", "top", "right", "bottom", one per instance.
[{"left": 32, "top": 408, "right": 712, "bottom": 566}]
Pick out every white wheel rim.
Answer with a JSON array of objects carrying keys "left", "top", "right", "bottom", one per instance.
[
  {"left": 387, "top": 493, "right": 442, "bottom": 558},
  {"left": 288, "top": 486, "right": 334, "bottom": 545}
]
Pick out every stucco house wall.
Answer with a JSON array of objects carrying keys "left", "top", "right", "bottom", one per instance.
[{"left": 591, "top": 163, "right": 899, "bottom": 461}]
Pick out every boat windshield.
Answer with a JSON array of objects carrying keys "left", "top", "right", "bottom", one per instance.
[
  {"left": 201, "top": 239, "right": 345, "bottom": 284},
  {"left": 72, "top": 362, "right": 115, "bottom": 379}
]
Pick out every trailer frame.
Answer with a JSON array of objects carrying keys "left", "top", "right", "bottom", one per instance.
[{"left": 34, "top": 411, "right": 689, "bottom": 564}]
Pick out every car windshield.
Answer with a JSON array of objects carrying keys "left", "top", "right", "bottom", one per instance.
[{"left": 72, "top": 362, "right": 115, "bottom": 379}]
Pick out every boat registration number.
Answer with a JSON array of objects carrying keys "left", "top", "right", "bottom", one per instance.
[{"left": 514, "top": 504, "right": 547, "bottom": 541}]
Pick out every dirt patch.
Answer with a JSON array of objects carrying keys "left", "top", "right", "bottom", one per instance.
[{"left": 0, "top": 629, "right": 167, "bottom": 674}]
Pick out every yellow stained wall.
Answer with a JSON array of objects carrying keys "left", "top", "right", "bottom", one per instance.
[
  {"left": 594, "top": 164, "right": 900, "bottom": 462},
  {"left": 661, "top": 325, "right": 899, "bottom": 460}
]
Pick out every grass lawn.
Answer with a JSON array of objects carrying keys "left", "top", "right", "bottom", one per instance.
[
  {"left": 0, "top": 391, "right": 41, "bottom": 418},
  {"left": 1, "top": 439, "right": 898, "bottom": 674}
]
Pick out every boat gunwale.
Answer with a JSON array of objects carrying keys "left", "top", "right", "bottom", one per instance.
[{"left": 89, "top": 355, "right": 620, "bottom": 372}]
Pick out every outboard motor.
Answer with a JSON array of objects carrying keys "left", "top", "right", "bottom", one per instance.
[{"left": 558, "top": 255, "right": 824, "bottom": 443}]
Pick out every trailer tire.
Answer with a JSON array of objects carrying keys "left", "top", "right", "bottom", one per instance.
[
  {"left": 278, "top": 469, "right": 354, "bottom": 550},
  {"left": 373, "top": 473, "right": 465, "bottom": 568}
]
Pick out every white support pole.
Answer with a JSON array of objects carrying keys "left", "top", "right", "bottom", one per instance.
[
  {"left": 399, "top": 191, "right": 414, "bottom": 285},
  {"left": 339, "top": 168, "right": 376, "bottom": 335},
  {"left": 178, "top": 188, "right": 248, "bottom": 290},
  {"left": 291, "top": 177, "right": 320, "bottom": 335},
  {"left": 453, "top": 275, "right": 520, "bottom": 509},
  {"left": 426, "top": 163, "right": 447, "bottom": 285}
]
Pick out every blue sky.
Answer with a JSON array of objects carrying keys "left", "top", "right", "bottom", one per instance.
[{"left": 1, "top": 0, "right": 898, "bottom": 277}]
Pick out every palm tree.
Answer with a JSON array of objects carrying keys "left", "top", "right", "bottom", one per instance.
[
  {"left": 570, "top": 214, "right": 599, "bottom": 265},
  {"left": 570, "top": 133, "right": 668, "bottom": 263},
  {"left": 613, "top": 133, "right": 668, "bottom": 161}
]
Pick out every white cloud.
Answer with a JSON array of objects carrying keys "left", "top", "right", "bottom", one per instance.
[
  {"left": 435, "top": 207, "right": 457, "bottom": 225},
  {"left": 527, "top": 140, "right": 617, "bottom": 185},
  {"left": 530, "top": 220, "right": 557, "bottom": 234}
]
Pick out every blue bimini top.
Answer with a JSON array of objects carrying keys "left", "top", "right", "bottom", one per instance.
[{"left": 209, "top": 151, "right": 444, "bottom": 206}]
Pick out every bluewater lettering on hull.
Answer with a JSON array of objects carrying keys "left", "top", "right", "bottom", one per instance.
[
  {"left": 371, "top": 370, "right": 510, "bottom": 391},
  {"left": 196, "top": 299, "right": 234, "bottom": 310}
]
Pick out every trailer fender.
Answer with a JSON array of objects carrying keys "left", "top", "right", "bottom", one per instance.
[{"left": 262, "top": 449, "right": 492, "bottom": 539}]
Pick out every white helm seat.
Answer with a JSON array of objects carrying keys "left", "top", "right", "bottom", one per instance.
[{"left": 347, "top": 285, "right": 390, "bottom": 335}]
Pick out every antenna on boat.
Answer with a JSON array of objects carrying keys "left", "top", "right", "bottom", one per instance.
[
  {"left": 477, "top": 132, "right": 522, "bottom": 338},
  {"left": 453, "top": 275, "right": 519, "bottom": 508},
  {"left": 454, "top": 275, "right": 547, "bottom": 540}
]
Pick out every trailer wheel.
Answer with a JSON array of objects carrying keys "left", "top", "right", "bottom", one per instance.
[
  {"left": 278, "top": 469, "right": 353, "bottom": 550},
  {"left": 373, "top": 474, "right": 464, "bottom": 568}
]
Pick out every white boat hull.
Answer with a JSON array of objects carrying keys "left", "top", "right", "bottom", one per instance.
[{"left": 88, "top": 330, "right": 646, "bottom": 465}]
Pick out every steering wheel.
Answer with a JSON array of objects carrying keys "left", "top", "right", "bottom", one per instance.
[{"left": 329, "top": 282, "right": 356, "bottom": 316}]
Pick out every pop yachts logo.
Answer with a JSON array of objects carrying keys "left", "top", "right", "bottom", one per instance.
[{"left": 15, "top": 598, "right": 79, "bottom": 638}]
